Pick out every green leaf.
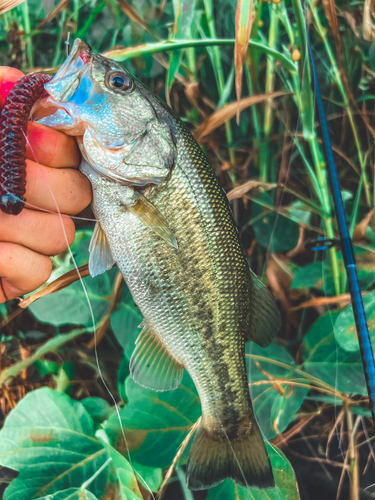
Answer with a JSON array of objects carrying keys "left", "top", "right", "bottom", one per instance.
[
  {"left": 104, "top": 372, "right": 201, "bottom": 468},
  {"left": 302, "top": 312, "right": 367, "bottom": 395},
  {"left": 291, "top": 261, "right": 326, "bottom": 291},
  {"left": 102, "top": 444, "right": 143, "bottom": 500},
  {"left": 81, "top": 397, "right": 115, "bottom": 425},
  {"left": 206, "top": 443, "right": 300, "bottom": 499},
  {"left": 117, "top": 357, "right": 130, "bottom": 402},
  {"left": 0, "top": 388, "right": 109, "bottom": 500},
  {"left": 334, "top": 290, "right": 375, "bottom": 352},
  {"left": 132, "top": 463, "right": 163, "bottom": 492},
  {"left": 33, "top": 359, "right": 60, "bottom": 377},
  {"left": 288, "top": 200, "right": 312, "bottom": 225},
  {"left": 246, "top": 343, "right": 308, "bottom": 440},
  {"left": 34, "top": 489, "right": 98, "bottom": 500},
  {"left": 110, "top": 287, "right": 143, "bottom": 360},
  {"left": 291, "top": 250, "right": 375, "bottom": 295},
  {"left": 0, "top": 389, "right": 142, "bottom": 500},
  {"left": 29, "top": 268, "right": 118, "bottom": 327},
  {"left": 251, "top": 195, "right": 299, "bottom": 252},
  {"left": 0, "top": 303, "right": 8, "bottom": 320}
]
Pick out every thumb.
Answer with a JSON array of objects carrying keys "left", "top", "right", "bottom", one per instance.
[{"left": 0, "top": 67, "right": 24, "bottom": 109}]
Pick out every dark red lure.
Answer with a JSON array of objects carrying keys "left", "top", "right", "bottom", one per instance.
[{"left": 0, "top": 73, "right": 52, "bottom": 215}]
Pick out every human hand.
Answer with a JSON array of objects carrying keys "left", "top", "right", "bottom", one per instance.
[{"left": 0, "top": 67, "right": 92, "bottom": 303}]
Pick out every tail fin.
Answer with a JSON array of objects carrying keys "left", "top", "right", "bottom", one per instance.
[{"left": 186, "top": 419, "right": 274, "bottom": 491}]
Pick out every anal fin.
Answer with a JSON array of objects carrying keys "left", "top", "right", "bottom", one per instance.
[
  {"left": 245, "top": 271, "right": 281, "bottom": 347},
  {"left": 130, "top": 325, "right": 184, "bottom": 391},
  {"left": 128, "top": 193, "right": 178, "bottom": 250},
  {"left": 88, "top": 222, "right": 115, "bottom": 277}
]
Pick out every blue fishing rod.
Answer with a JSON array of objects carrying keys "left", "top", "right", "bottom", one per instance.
[{"left": 307, "top": 31, "right": 375, "bottom": 424}]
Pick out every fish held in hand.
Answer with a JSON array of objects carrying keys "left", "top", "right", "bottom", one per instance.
[{"left": 37, "top": 39, "right": 281, "bottom": 491}]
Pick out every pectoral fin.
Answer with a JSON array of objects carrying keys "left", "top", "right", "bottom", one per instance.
[
  {"left": 245, "top": 271, "right": 281, "bottom": 347},
  {"left": 128, "top": 194, "right": 178, "bottom": 250},
  {"left": 130, "top": 325, "right": 184, "bottom": 391},
  {"left": 88, "top": 222, "right": 116, "bottom": 277}
]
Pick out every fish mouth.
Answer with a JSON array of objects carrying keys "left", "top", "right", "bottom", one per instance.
[
  {"left": 36, "top": 39, "right": 93, "bottom": 130},
  {"left": 43, "top": 38, "right": 92, "bottom": 103}
]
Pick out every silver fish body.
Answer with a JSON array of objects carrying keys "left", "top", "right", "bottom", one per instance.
[{"left": 38, "top": 39, "right": 281, "bottom": 491}]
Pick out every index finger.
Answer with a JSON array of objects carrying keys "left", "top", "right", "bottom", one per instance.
[{"left": 0, "top": 67, "right": 81, "bottom": 169}]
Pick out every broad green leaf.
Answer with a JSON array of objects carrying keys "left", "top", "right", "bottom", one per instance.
[
  {"left": 246, "top": 343, "right": 308, "bottom": 440},
  {"left": 0, "top": 389, "right": 142, "bottom": 500},
  {"left": 251, "top": 194, "right": 299, "bottom": 252},
  {"left": 288, "top": 201, "right": 312, "bottom": 225},
  {"left": 0, "top": 388, "right": 108, "bottom": 500},
  {"left": 334, "top": 289, "right": 375, "bottom": 352},
  {"left": 117, "top": 357, "right": 130, "bottom": 402},
  {"left": 302, "top": 312, "right": 367, "bottom": 395},
  {"left": 132, "top": 463, "right": 163, "bottom": 492},
  {"left": 81, "top": 397, "right": 115, "bottom": 425},
  {"left": 110, "top": 287, "right": 143, "bottom": 360},
  {"left": 291, "top": 250, "right": 375, "bottom": 295},
  {"left": 34, "top": 489, "right": 98, "bottom": 500},
  {"left": 291, "top": 261, "right": 326, "bottom": 291},
  {"left": 104, "top": 372, "right": 201, "bottom": 468},
  {"left": 29, "top": 267, "right": 118, "bottom": 327},
  {"left": 206, "top": 443, "right": 300, "bottom": 499},
  {"left": 33, "top": 359, "right": 60, "bottom": 378},
  {"left": 103, "top": 444, "right": 143, "bottom": 500}
]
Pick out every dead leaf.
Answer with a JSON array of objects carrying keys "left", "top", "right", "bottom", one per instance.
[
  {"left": 36, "top": 0, "right": 71, "bottom": 29},
  {"left": 117, "top": 0, "right": 156, "bottom": 38},
  {"left": 289, "top": 291, "right": 370, "bottom": 311},
  {"left": 0, "top": 0, "right": 25, "bottom": 15},
  {"left": 338, "top": 11, "right": 360, "bottom": 40},
  {"left": 234, "top": 0, "right": 254, "bottom": 123},
  {"left": 194, "top": 91, "right": 291, "bottom": 141},
  {"left": 353, "top": 207, "right": 375, "bottom": 240},
  {"left": 363, "top": 0, "right": 375, "bottom": 41},
  {"left": 226, "top": 179, "right": 276, "bottom": 201},
  {"left": 0, "top": 264, "right": 90, "bottom": 329}
]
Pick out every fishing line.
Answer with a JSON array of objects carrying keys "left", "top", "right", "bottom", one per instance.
[{"left": 22, "top": 131, "right": 154, "bottom": 498}]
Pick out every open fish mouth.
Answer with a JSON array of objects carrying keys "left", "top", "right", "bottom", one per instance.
[
  {"left": 45, "top": 38, "right": 93, "bottom": 102},
  {"left": 36, "top": 39, "right": 94, "bottom": 132}
]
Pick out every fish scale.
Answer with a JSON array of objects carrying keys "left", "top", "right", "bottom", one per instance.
[{"left": 37, "top": 38, "right": 281, "bottom": 491}]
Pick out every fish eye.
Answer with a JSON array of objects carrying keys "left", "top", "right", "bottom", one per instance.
[{"left": 105, "top": 71, "right": 133, "bottom": 92}]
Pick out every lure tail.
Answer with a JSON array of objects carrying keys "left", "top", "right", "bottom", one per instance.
[{"left": 186, "top": 416, "right": 274, "bottom": 491}]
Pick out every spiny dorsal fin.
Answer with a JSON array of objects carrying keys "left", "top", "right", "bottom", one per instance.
[
  {"left": 128, "top": 193, "right": 178, "bottom": 250},
  {"left": 88, "top": 222, "right": 115, "bottom": 277},
  {"left": 245, "top": 271, "right": 281, "bottom": 347},
  {"left": 130, "top": 325, "right": 184, "bottom": 391}
]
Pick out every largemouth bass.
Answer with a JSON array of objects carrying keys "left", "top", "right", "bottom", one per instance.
[{"left": 38, "top": 39, "right": 281, "bottom": 491}]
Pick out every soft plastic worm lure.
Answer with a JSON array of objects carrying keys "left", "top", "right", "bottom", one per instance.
[{"left": 0, "top": 73, "right": 52, "bottom": 215}]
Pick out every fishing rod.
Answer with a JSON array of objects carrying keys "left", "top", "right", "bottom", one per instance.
[{"left": 306, "top": 31, "right": 375, "bottom": 424}]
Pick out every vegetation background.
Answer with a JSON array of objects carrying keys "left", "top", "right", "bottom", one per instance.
[{"left": 0, "top": 0, "right": 375, "bottom": 498}]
